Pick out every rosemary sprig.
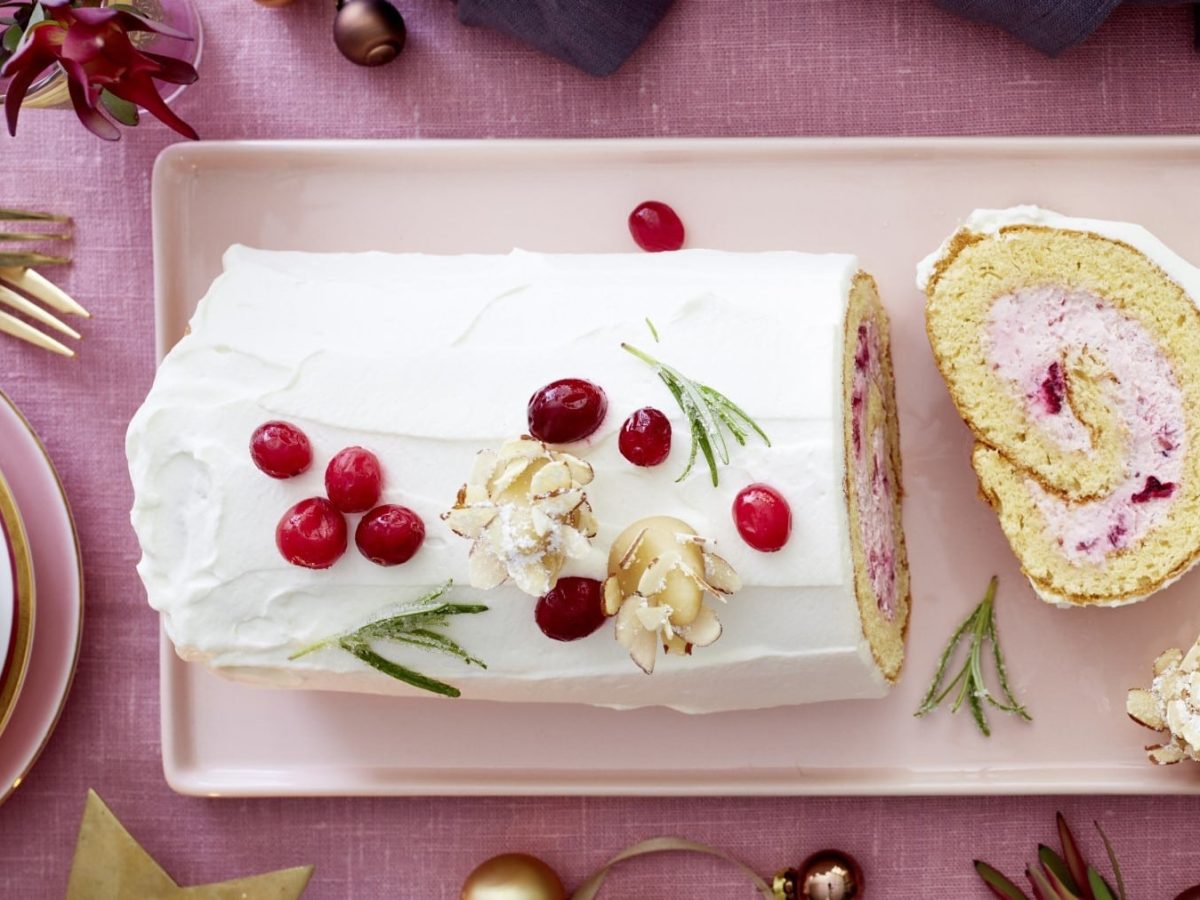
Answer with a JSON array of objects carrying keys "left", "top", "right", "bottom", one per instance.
[
  {"left": 621, "top": 342, "right": 770, "bottom": 487},
  {"left": 289, "top": 580, "right": 488, "bottom": 699},
  {"left": 645, "top": 317, "right": 660, "bottom": 342},
  {"left": 915, "top": 576, "right": 1030, "bottom": 736}
]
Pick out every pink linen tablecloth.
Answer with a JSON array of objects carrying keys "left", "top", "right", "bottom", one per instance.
[{"left": 2, "top": 1, "right": 1200, "bottom": 896}]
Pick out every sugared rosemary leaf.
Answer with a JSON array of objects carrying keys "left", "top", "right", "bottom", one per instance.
[
  {"left": 289, "top": 580, "right": 487, "bottom": 697},
  {"left": 622, "top": 342, "right": 769, "bottom": 487},
  {"left": 914, "top": 577, "right": 1030, "bottom": 736},
  {"left": 645, "top": 317, "right": 660, "bottom": 342},
  {"left": 341, "top": 639, "right": 462, "bottom": 699}
]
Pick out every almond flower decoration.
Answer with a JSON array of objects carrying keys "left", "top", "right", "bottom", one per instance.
[
  {"left": 604, "top": 516, "right": 740, "bottom": 674},
  {"left": 1127, "top": 633, "right": 1200, "bottom": 765},
  {"left": 442, "top": 437, "right": 597, "bottom": 597}
]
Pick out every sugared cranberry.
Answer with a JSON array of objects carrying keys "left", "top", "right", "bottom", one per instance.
[
  {"left": 276, "top": 497, "right": 348, "bottom": 569},
  {"left": 628, "top": 201, "right": 685, "bottom": 252},
  {"left": 325, "top": 446, "right": 383, "bottom": 513},
  {"left": 1039, "top": 362, "right": 1066, "bottom": 415},
  {"left": 619, "top": 407, "right": 672, "bottom": 467},
  {"left": 1132, "top": 475, "right": 1176, "bottom": 504},
  {"left": 535, "top": 577, "right": 607, "bottom": 641},
  {"left": 732, "top": 483, "right": 792, "bottom": 552},
  {"left": 250, "top": 421, "right": 312, "bottom": 479},
  {"left": 356, "top": 504, "right": 425, "bottom": 566},
  {"left": 527, "top": 378, "right": 608, "bottom": 444}
]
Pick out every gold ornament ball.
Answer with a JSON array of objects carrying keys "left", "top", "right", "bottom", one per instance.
[
  {"left": 798, "top": 850, "right": 862, "bottom": 900},
  {"left": 460, "top": 853, "right": 566, "bottom": 900}
]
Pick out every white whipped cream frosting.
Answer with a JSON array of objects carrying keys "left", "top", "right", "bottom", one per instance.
[{"left": 128, "top": 247, "right": 887, "bottom": 712}]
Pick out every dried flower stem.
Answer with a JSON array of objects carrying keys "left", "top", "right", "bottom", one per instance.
[{"left": 915, "top": 576, "right": 1030, "bottom": 736}]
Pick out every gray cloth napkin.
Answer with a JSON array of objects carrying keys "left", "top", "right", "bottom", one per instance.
[
  {"left": 937, "top": 0, "right": 1195, "bottom": 55},
  {"left": 453, "top": 0, "right": 675, "bottom": 76}
]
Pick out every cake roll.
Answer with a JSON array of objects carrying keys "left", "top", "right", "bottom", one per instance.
[
  {"left": 127, "top": 247, "right": 910, "bottom": 711},
  {"left": 922, "top": 207, "right": 1200, "bottom": 607}
]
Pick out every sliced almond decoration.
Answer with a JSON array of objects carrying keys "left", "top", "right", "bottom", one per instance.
[
  {"left": 530, "top": 460, "right": 572, "bottom": 496},
  {"left": 603, "top": 577, "right": 624, "bottom": 616}
]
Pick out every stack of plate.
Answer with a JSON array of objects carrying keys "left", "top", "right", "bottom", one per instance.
[{"left": 0, "top": 390, "right": 82, "bottom": 805}]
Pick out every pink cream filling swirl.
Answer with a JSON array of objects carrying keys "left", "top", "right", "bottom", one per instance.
[
  {"left": 851, "top": 321, "right": 898, "bottom": 619},
  {"left": 986, "top": 285, "right": 1185, "bottom": 565}
]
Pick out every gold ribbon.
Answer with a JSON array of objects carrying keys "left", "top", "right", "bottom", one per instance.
[{"left": 571, "top": 837, "right": 777, "bottom": 900}]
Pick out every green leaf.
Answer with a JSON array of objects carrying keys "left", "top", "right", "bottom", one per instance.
[
  {"left": 974, "top": 861, "right": 1029, "bottom": 900},
  {"left": 1026, "top": 866, "right": 1064, "bottom": 900},
  {"left": 1058, "top": 814, "right": 1090, "bottom": 900},
  {"left": 1093, "top": 822, "right": 1127, "bottom": 900},
  {"left": 341, "top": 638, "right": 462, "bottom": 698},
  {"left": 100, "top": 89, "right": 138, "bottom": 127},
  {"left": 1087, "top": 869, "right": 1117, "bottom": 900},
  {"left": 1038, "top": 847, "right": 1080, "bottom": 896},
  {"left": 3, "top": 23, "right": 22, "bottom": 53}
]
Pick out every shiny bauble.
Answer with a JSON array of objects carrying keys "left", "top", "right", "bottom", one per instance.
[
  {"left": 460, "top": 853, "right": 566, "bottom": 900},
  {"left": 333, "top": 0, "right": 406, "bottom": 67},
  {"left": 253, "top": 0, "right": 296, "bottom": 7},
  {"left": 797, "top": 850, "right": 863, "bottom": 900}
]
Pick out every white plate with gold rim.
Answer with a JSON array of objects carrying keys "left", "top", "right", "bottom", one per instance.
[
  {"left": 0, "top": 390, "right": 83, "bottom": 805},
  {"left": 0, "top": 465, "right": 34, "bottom": 742}
]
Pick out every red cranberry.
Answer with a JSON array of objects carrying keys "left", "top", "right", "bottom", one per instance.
[
  {"left": 527, "top": 378, "right": 608, "bottom": 444},
  {"left": 732, "top": 483, "right": 792, "bottom": 552},
  {"left": 1132, "top": 475, "right": 1176, "bottom": 504},
  {"left": 619, "top": 407, "right": 672, "bottom": 467},
  {"left": 1040, "top": 362, "right": 1066, "bottom": 415},
  {"left": 356, "top": 504, "right": 425, "bottom": 566},
  {"left": 628, "top": 200, "right": 685, "bottom": 252},
  {"left": 250, "top": 421, "right": 312, "bottom": 479},
  {"left": 325, "top": 446, "right": 383, "bottom": 513},
  {"left": 276, "top": 497, "right": 348, "bottom": 569},
  {"left": 535, "top": 577, "right": 607, "bottom": 641}
]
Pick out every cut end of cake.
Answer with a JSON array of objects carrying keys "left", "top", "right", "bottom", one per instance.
[
  {"left": 842, "top": 271, "right": 910, "bottom": 681},
  {"left": 924, "top": 210, "right": 1200, "bottom": 607}
]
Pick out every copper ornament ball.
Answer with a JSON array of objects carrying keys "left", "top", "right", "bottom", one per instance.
[
  {"left": 797, "top": 850, "right": 863, "bottom": 900},
  {"left": 333, "top": 0, "right": 407, "bottom": 67},
  {"left": 253, "top": 0, "right": 296, "bottom": 7},
  {"left": 460, "top": 853, "right": 567, "bottom": 900}
]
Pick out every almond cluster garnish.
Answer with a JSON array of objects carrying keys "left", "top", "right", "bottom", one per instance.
[
  {"left": 442, "top": 437, "right": 597, "bottom": 597},
  {"left": 1127, "top": 633, "right": 1200, "bottom": 765},
  {"left": 603, "top": 516, "right": 740, "bottom": 674}
]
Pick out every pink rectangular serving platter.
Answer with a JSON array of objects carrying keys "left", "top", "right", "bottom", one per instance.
[{"left": 152, "top": 138, "right": 1200, "bottom": 796}]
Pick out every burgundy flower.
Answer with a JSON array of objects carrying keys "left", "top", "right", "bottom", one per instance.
[{"left": 1, "top": 0, "right": 198, "bottom": 141}]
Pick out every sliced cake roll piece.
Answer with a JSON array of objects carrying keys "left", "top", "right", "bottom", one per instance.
[
  {"left": 842, "top": 272, "right": 910, "bottom": 680},
  {"left": 921, "top": 207, "right": 1200, "bottom": 607}
]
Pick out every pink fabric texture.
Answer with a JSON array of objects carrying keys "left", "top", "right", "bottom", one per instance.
[{"left": 2, "top": 1, "right": 1200, "bottom": 896}]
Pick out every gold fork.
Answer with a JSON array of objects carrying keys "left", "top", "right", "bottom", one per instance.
[{"left": 0, "top": 209, "right": 87, "bottom": 358}]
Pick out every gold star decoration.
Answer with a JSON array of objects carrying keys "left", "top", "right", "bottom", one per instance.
[{"left": 66, "top": 790, "right": 313, "bottom": 899}]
